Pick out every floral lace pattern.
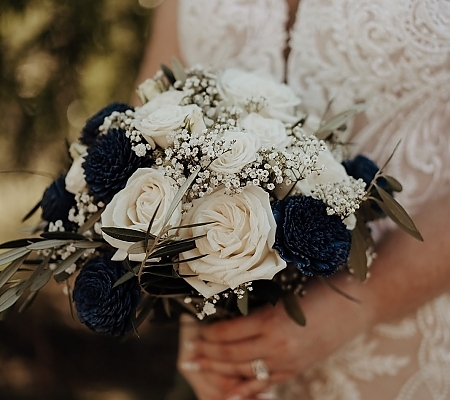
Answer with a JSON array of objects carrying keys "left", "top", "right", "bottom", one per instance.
[{"left": 178, "top": 0, "right": 450, "bottom": 398}]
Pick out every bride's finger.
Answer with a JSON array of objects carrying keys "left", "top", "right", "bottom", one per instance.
[
  {"left": 197, "top": 336, "right": 269, "bottom": 362},
  {"left": 193, "top": 357, "right": 291, "bottom": 382}
]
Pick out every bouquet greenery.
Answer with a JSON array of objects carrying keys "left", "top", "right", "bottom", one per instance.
[{"left": 0, "top": 59, "right": 422, "bottom": 336}]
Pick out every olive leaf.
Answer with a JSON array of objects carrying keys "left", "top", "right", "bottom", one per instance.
[
  {"left": 237, "top": 289, "right": 249, "bottom": 316},
  {"left": 0, "top": 247, "right": 31, "bottom": 266},
  {"left": 21, "top": 200, "right": 41, "bottom": 223},
  {"left": 18, "top": 291, "right": 39, "bottom": 313},
  {"left": 113, "top": 265, "right": 140, "bottom": 288},
  {"left": 73, "top": 241, "right": 103, "bottom": 249},
  {"left": 381, "top": 175, "right": 403, "bottom": 192},
  {"left": 0, "top": 238, "right": 43, "bottom": 249},
  {"left": 30, "top": 269, "right": 53, "bottom": 292},
  {"left": 77, "top": 208, "right": 103, "bottom": 234},
  {"left": 0, "top": 254, "right": 29, "bottom": 290},
  {"left": 373, "top": 185, "right": 423, "bottom": 241},
  {"left": 0, "top": 282, "right": 25, "bottom": 312},
  {"left": 52, "top": 248, "right": 86, "bottom": 275},
  {"left": 282, "top": 293, "right": 306, "bottom": 326},
  {"left": 101, "top": 227, "right": 149, "bottom": 242},
  {"left": 171, "top": 56, "right": 187, "bottom": 84},
  {"left": 41, "top": 231, "right": 87, "bottom": 240},
  {"left": 315, "top": 104, "right": 368, "bottom": 140},
  {"left": 26, "top": 240, "right": 70, "bottom": 250},
  {"left": 348, "top": 225, "right": 368, "bottom": 282},
  {"left": 160, "top": 64, "right": 176, "bottom": 85}
]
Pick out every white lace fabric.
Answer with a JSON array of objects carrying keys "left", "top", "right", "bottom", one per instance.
[{"left": 178, "top": 0, "right": 450, "bottom": 398}]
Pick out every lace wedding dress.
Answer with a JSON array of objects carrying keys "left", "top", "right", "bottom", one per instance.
[{"left": 177, "top": 0, "right": 450, "bottom": 398}]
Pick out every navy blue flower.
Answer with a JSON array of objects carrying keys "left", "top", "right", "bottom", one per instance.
[
  {"left": 83, "top": 128, "right": 153, "bottom": 204},
  {"left": 41, "top": 174, "right": 77, "bottom": 230},
  {"left": 80, "top": 102, "right": 133, "bottom": 146},
  {"left": 272, "top": 196, "right": 351, "bottom": 276},
  {"left": 343, "top": 154, "right": 389, "bottom": 191},
  {"left": 81, "top": 102, "right": 133, "bottom": 146},
  {"left": 72, "top": 254, "right": 141, "bottom": 336}
]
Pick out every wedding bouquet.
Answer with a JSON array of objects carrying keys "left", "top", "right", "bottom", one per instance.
[{"left": 0, "top": 59, "right": 422, "bottom": 336}]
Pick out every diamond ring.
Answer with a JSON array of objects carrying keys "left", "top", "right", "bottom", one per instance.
[{"left": 251, "top": 358, "right": 270, "bottom": 381}]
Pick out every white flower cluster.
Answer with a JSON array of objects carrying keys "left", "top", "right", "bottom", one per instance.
[
  {"left": 310, "top": 176, "right": 366, "bottom": 217},
  {"left": 68, "top": 190, "right": 104, "bottom": 235}
]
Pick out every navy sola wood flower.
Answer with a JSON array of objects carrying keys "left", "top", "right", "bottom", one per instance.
[
  {"left": 41, "top": 174, "right": 77, "bottom": 230},
  {"left": 83, "top": 128, "right": 153, "bottom": 204},
  {"left": 272, "top": 195, "right": 351, "bottom": 276},
  {"left": 80, "top": 102, "right": 133, "bottom": 146},
  {"left": 343, "top": 154, "right": 391, "bottom": 192},
  {"left": 72, "top": 253, "right": 141, "bottom": 336}
]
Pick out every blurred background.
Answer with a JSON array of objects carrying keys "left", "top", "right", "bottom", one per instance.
[{"left": 0, "top": 0, "right": 192, "bottom": 399}]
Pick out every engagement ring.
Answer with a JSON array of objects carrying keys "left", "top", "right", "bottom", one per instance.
[{"left": 251, "top": 358, "right": 270, "bottom": 381}]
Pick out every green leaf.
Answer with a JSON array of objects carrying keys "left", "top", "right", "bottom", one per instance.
[
  {"left": 373, "top": 186, "right": 423, "bottom": 241},
  {"left": 0, "top": 238, "right": 43, "bottom": 249},
  {"left": 161, "top": 167, "right": 201, "bottom": 232},
  {"left": 53, "top": 248, "right": 86, "bottom": 275},
  {"left": 348, "top": 225, "right": 368, "bottom": 282},
  {"left": 0, "top": 254, "right": 29, "bottom": 289},
  {"left": 0, "top": 247, "right": 31, "bottom": 266},
  {"left": 378, "top": 140, "right": 401, "bottom": 174},
  {"left": 41, "top": 231, "right": 87, "bottom": 240},
  {"left": 77, "top": 208, "right": 103, "bottom": 234},
  {"left": 315, "top": 104, "right": 368, "bottom": 139},
  {"left": 0, "top": 282, "right": 26, "bottom": 312},
  {"left": 381, "top": 175, "right": 403, "bottom": 192},
  {"left": 237, "top": 289, "right": 249, "bottom": 316},
  {"left": 171, "top": 56, "right": 187, "bottom": 84},
  {"left": 30, "top": 269, "right": 52, "bottom": 292},
  {"left": 73, "top": 241, "right": 103, "bottom": 249},
  {"left": 148, "top": 239, "right": 197, "bottom": 259},
  {"left": 26, "top": 240, "right": 70, "bottom": 250},
  {"left": 22, "top": 251, "right": 52, "bottom": 291},
  {"left": 160, "top": 64, "right": 176, "bottom": 85},
  {"left": 21, "top": 201, "right": 41, "bottom": 223},
  {"left": 282, "top": 293, "right": 306, "bottom": 327},
  {"left": 101, "top": 227, "right": 149, "bottom": 242},
  {"left": 127, "top": 241, "right": 147, "bottom": 255},
  {"left": 142, "top": 266, "right": 178, "bottom": 278},
  {"left": 19, "top": 291, "right": 38, "bottom": 313},
  {"left": 113, "top": 265, "right": 140, "bottom": 288},
  {"left": 145, "top": 202, "right": 161, "bottom": 250}
]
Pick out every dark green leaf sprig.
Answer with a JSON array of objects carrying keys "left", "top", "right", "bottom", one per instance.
[
  {"left": 347, "top": 142, "right": 423, "bottom": 282},
  {"left": 0, "top": 227, "right": 104, "bottom": 315}
]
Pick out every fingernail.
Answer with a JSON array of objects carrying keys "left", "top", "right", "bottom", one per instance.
[
  {"left": 226, "top": 396, "right": 242, "bottom": 400},
  {"left": 179, "top": 361, "right": 200, "bottom": 372}
]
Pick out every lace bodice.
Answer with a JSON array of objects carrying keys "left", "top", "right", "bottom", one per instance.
[{"left": 178, "top": 1, "right": 450, "bottom": 399}]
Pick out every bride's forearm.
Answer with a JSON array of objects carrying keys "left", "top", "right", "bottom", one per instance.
[{"left": 328, "top": 192, "right": 450, "bottom": 330}]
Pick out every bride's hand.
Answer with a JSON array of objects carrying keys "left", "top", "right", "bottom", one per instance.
[
  {"left": 191, "top": 278, "right": 373, "bottom": 400},
  {"left": 177, "top": 314, "right": 247, "bottom": 400}
]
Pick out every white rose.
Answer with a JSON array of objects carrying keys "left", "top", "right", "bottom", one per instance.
[
  {"left": 210, "top": 130, "right": 260, "bottom": 174},
  {"left": 296, "top": 146, "right": 350, "bottom": 196},
  {"left": 218, "top": 68, "right": 301, "bottom": 123},
  {"left": 65, "top": 155, "right": 87, "bottom": 194},
  {"left": 134, "top": 90, "right": 185, "bottom": 118},
  {"left": 65, "top": 143, "right": 88, "bottom": 194},
  {"left": 179, "top": 186, "right": 286, "bottom": 297},
  {"left": 136, "top": 78, "right": 163, "bottom": 104},
  {"left": 296, "top": 146, "right": 356, "bottom": 229},
  {"left": 134, "top": 104, "right": 202, "bottom": 149},
  {"left": 239, "top": 113, "right": 290, "bottom": 150},
  {"left": 102, "top": 168, "right": 182, "bottom": 260}
]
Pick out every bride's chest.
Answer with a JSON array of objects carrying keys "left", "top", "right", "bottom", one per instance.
[{"left": 178, "top": 0, "right": 449, "bottom": 88}]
